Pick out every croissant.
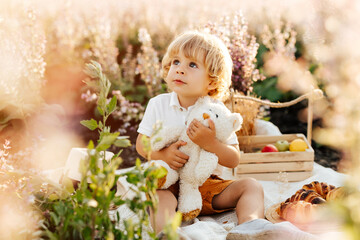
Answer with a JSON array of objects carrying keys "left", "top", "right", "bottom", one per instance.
[
  {"left": 326, "top": 187, "right": 347, "bottom": 201},
  {"left": 276, "top": 201, "right": 318, "bottom": 224},
  {"left": 285, "top": 188, "right": 326, "bottom": 204},
  {"left": 302, "top": 181, "right": 335, "bottom": 199}
]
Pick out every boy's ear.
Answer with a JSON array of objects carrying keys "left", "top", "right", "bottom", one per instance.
[{"left": 207, "top": 80, "right": 217, "bottom": 91}]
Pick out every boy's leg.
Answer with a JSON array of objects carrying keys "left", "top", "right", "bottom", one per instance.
[
  {"left": 212, "top": 177, "right": 264, "bottom": 224},
  {"left": 211, "top": 178, "right": 316, "bottom": 240},
  {"left": 150, "top": 189, "right": 178, "bottom": 234}
]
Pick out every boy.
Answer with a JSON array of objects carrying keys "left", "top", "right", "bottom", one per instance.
[{"left": 136, "top": 31, "right": 314, "bottom": 240}]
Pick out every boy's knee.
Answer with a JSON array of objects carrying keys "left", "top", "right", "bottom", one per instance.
[{"left": 236, "top": 177, "right": 264, "bottom": 194}]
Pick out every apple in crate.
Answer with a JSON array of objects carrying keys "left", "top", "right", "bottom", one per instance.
[
  {"left": 261, "top": 144, "right": 279, "bottom": 152},
  {"left": 274, "top": 140, "right": 290, "bottom": 152}
]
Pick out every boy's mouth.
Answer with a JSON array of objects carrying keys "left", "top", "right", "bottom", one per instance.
[{"left": 173, "top": 79, "right": 186, "bottom": 84}]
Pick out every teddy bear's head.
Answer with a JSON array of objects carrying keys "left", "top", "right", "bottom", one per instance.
[{"left": 186, "top": 96, "right": 243, "bottom": 142}]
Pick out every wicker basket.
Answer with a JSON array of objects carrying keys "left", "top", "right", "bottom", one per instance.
[{"left": 224, "top": 91, "right": 260, "bottom": 136}]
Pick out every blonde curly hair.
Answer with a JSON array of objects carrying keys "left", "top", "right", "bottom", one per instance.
[{"left": 162, "top": 31, "right": 233, "bottom": 101}]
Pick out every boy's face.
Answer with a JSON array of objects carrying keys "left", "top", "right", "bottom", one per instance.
[{"left": 165, "top": 51, "right": 215, "bottom": 100}]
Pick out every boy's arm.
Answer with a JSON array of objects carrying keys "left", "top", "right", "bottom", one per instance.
[
  {"left": 135, "top": 134, "right": 189, "bottom": 170},
  {"left": 206, "top": 141, "right": 240, "bottom": 168},
  {"left": 186, "top": 119, "right": 240, "bottom": 168}
]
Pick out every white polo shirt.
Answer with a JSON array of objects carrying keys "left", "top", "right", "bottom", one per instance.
[{"left": 138, "top": 92, "right": 239, "bottom": 175}]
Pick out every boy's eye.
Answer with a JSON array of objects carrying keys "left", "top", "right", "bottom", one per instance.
[
  {"left": 189, "top": 62, "right": 197, "bottom": 68},
  {"left": 172, "top": 59, "right": 180, "bottom": 65}
]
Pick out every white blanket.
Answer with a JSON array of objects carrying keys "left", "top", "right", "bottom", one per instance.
[
  {"left": 113, "top": 163, "right": 348, "bottom": 240},
  {"left": 189, "top": 163, "right": 347, "bottom": 239}
]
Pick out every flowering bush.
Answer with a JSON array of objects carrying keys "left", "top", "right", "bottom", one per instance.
[
  {"left": 135, "top": 28, "right": 164, "bottom": 98},
  {"left": 261, "top": 18, "right": 297, "bottom": 60},
  {"left": 252, "top": 18, "right": 301, "bottom": 102},
  {"left": 0, "top": 8, "right": 46, "bottom": 132},
  {"left": 203, "top": 12, "right": 265, "bottom": 95},
  {"left": 0, "top": 139, "right": 71, "bottom": 239},
  {"left": 45, "top": 2, "right": 121, "bottom": 83}
]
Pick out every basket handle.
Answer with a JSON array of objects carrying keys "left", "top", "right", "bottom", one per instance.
[{"left": 230, "top": 88, "right": 323, "bottom": 144}]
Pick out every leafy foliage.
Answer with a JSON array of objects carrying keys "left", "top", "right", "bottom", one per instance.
[{"left": 37, "top": 61, "right": 179, "bottom": 239}]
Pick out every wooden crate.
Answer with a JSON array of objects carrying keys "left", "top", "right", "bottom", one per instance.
[{"left": 235, "top": 133, "right": 314, "bottom": 181}]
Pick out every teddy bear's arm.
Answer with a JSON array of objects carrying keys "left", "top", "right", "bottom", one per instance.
[
  {"left": 151, "top": 126, "right": 184, "bottom": 151},
  {"left": 145, "top": 160, "right": 179, "bottom": 189},
  {"left": 194, "top": 150, "right": 218, "bottom": 185}
]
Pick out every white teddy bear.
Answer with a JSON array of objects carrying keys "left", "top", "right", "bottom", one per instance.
[{"left": 150, "top": 96, "right": 243, "bottom": 221}]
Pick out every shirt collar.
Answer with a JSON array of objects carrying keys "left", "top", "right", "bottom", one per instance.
[
  {"left": 169, "top": 92, "right": 195, "bottom": 112},
  {"left": 169, "top": 91, "right": 181, "bottom": 108}
]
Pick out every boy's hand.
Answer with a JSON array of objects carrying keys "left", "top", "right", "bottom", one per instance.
[
  {"left": 159, "top": 140, "right": 189, "bottom": 170},
  {"left": 186, "top": 119, "right": 217, "bottom": 151}
]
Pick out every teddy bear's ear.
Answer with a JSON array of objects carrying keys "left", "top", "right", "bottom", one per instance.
[{"left": 231, "top": 113, "right": 243, "bottom": 132}]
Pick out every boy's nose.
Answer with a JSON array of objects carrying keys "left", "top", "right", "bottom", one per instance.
[{"left": 176, "top": 70, "right": 185, "bottom": 75}]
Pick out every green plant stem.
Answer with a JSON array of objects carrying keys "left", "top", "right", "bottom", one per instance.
[
  {"left": 148, "top": 191, "right": 157, "bottom": 233},
  {"left": 91, "top": 187, "right": 98, "bottom": 240},
  {"left": 91, "top": 213, "right": 96, "bottom": 240},
  {"left": 101, "top": 114, "right": 108, "bottom": 163}
]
